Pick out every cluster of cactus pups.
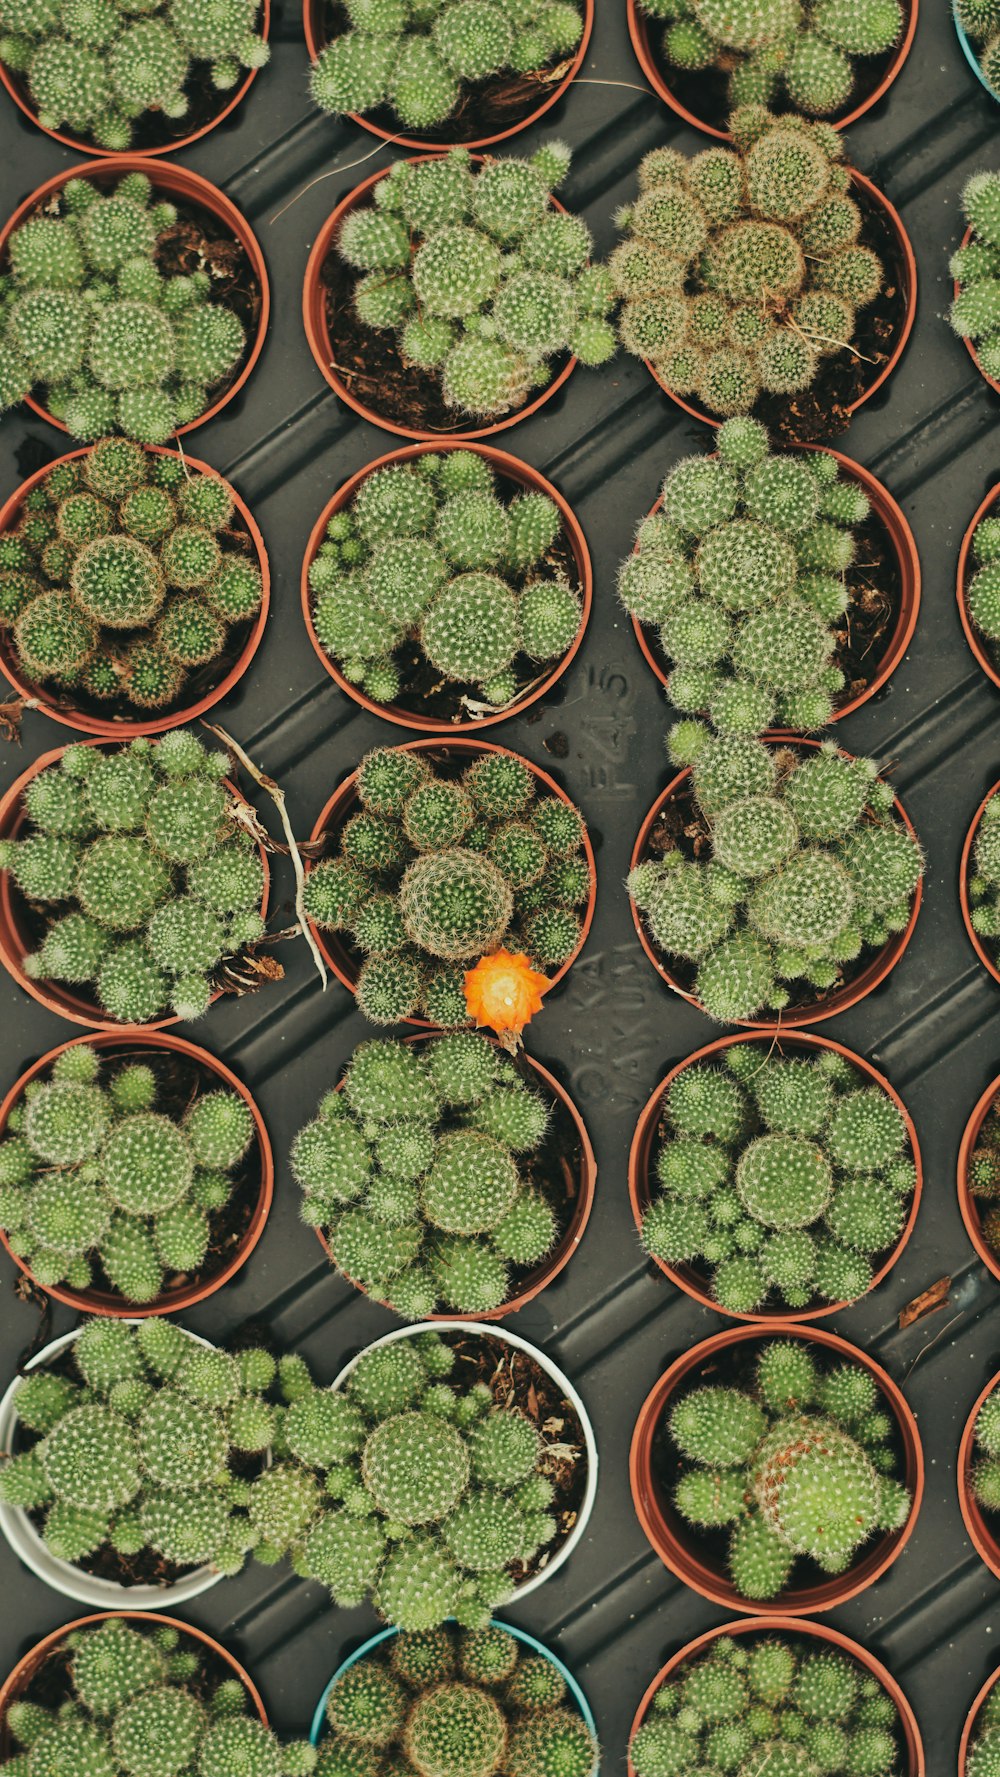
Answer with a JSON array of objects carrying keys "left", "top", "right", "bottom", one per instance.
[
  {"left": 631, "top": 1630, "right": 905, "bottom": 1776},
  {"left": 642, "top": 1040, "right": 915, "bottom": 1314},
  {"left": 967, "top": 1093, "right": 1000, "bottom": 1260},
  {"left": 0, "top": 1040, "right": 256, "bottom": 1305},
  {"left": 310, "top": 449, "right": 581, "bottom": 715},
  {"left": 0, "top": 0, "right": 269, "bottom": 151},
  {"left": 0, "top": 439, "right": 263, "bottom": 715},
  {"left": 293, "top": 1032, "right": 564, "bottom": 1318},
  {"left": 611, "top": 111, "right": 884, "bottom": 419},
  {"left": 628, "top": 734, "right": 923, "bottom": 1023},
  {"left": 638, "top": 0, "right": 904, "bottom": 119},
  {"left": 969, "top": 1678, "right": 1000, "bottom": 1777},
  {"left": 319, "top": 1622, "right": 598, "bottom": 1777},
  {"left": 338, "top": 144, "right": 616, "bottom": 419},
  {"left": 951, "top": 172, "right": 1000, "bottom": 384},
  {"left": 311, "top": 0, "right": 583, "bottom": 132},
  {"left": 666, "top": 1338, "right": 912, "bottom": 1600},
  {"left": 0, "top": 730, "right": 268, "bottom": 1025},
  {"left": 956, "top": 0, "right": 1000, "bottom": 98},
  {"left": 303, "top": 745, "right": 590, "bottom": 1028},
  {"left": 967, "top": 795, "right": 1000, "bottom": 957},
  {"left": 968, "top": 1384, "right": 1000, "bottom": 1521},
  {"left": 2, "top": 1615, "right": 315, "bottom": 1777},
  {"left": 618, "top": 417, "right": 873, "bottom": 740},
  {"left": 964, "top": 499, "right": 1000, "bottom": 659},
  {"left": 0, "top": 172, "right": 247, "bottom": 445}
]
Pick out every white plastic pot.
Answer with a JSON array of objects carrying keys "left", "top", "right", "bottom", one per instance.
[
  {"left": 0, "top": 1323, "right": 221, "bottom": 1610},
  {"left": 329, "top": 1319, "right": 598, "bottom": 1602}
]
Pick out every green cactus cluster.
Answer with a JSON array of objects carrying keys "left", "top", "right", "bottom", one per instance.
[
  {"left": 0, "top": 1318, "right": 280, "bottom": 1581},
  {"left": 0, "top": 172, "right": 248, "bottom": 445},
  {"left": 303, "top": 745, "right": 590, "bottom": 1028},
  {"left": 970, "top": 1384, "right": 1000, "bottom": 1520},
  {"left": 310, "top": 448, "right": 581, "bottom": 714},
  {"left": 641, "top": 1039, "right": 915, "bottom": 1315},
  {"left": 611, "top": 110, "right": 884, "bottom": 419},
  {"left": 957, "top": 0, "right": 1000, "bottom": 99},
  {"left": 638, "top": 0, "right": 903, "bottom": 120},
  {"left": 3, "top": 1615, "right": 315, "bottom": 1777},
  {"left": 968, "top": 1672, "right": 1000, "bottom": 1777},
  {"left": 0, "top": 731, "right": 268, "bottom": 1025},
  {"left": 965, "top": 499, "right": 1000, "bottom": 659},
  {"left": 618, "top": 418, "right": 872, "bottom": 740},
  {"left": 0, "top": 1039, "right": 256, "bottom": 1305},
  {"left": 0, "top": 439, "right": 263, "bottom": 715},
  {"left": 293, "top": 1032, "right": 565, "bottom": 1318},
  {"left": 318, "top": 1622, "right": 597, "bottom": 1777},
  {"left": 311, "top": 0, "right": 583, "bottom": 134},
  {"left": 337, "top": 144, "right": 616, "bottom": 419},
  {"left": 667, "top": 1338, "right": 913, "bottom": 1600},
  {"left": 631, "top": 1629, "right": 905, "bottom": 1777},
  {"left": 0, "top": 0, "right": 269, "bottom": 152},
  {"left": 950, "top": 172, "right": 1000, "bottom": 383},
  {"left": 967, "top": 795, "right": 1000, "bottom": 956},
  {"left": 966, "top": 1090, "right": 1000, "bottom": 1262}
]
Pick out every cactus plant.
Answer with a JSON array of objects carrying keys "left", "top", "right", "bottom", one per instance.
[
  {"left": 640, "top": 1039, "right": 916, "bottom": 1315},
  {"left": 951, "top": 171, "right": 1000, "bottom": 384},
  {"left": 0, "top": 172, "right": 250, "bottom": 444},
  {"left": 334, "top": 145, "right": 615, "bottom": 422},
  {"left": 964, "top": 499, "right": 1000, "bottom": 673},
  {"left": 664, "top": 1338, "right": 913, "bottom": 1600},
  {"left": 0, "top": 731, "right": 270, "bottom": 1025},
  {"left": 0, "top": 1039, "right": 259, "bottom": 1306},
  {"left": 610, "top": 112, "right": 885, "bottom": 422},
  {"left": 957, "top": 0, "right": 1000, "bottom": 99},
  {"left": 968, "top": 1382, "right": 1000, "bottom": 1522},
  {"left": 3, "top": 1614, "right": 315, "bottom": 1775},
  {"left": 965, "top": 1086, "right": 1000, "bottom": 1264},
  {"left": 619, "top": 418, "right": 878, "bottom": 739},
  {"left": 0, "top": 442, "right": 263, "bottom": 718},
  {"left": 0, "top": 1319, "right": 279, "bottom": 1584},
  {"left": 0, "top": 1, "right": 269, "bottom": 152},
  {"left": 309, "top": 448, "right": 582, "bottom": 716},
  {"left": 967, "top": 1669, "right": 1000, "bottom": 1777},
  {"left": 311, "top": 0, "right": 584, "bottom": 134},
  {"left": 967, "top": 795, "right": 1000, "bottom": 961},
  {"left": 303, "top": 745, "right": 590, "bottom": 1029},
  {"left": 631, "top": 1629, "right": 907, "bottom": 1776},
  {"left": 318, "top": 1621, "right": 597, "bottom": 1777}
]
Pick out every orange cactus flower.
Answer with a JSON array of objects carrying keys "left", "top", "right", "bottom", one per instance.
[{"left": 464, "top": 949, "right": 550, "bottom": 1051}]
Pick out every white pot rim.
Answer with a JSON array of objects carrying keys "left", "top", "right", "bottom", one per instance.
[
  {"left": 0, "top": 1322, "right": 220, "bottom": 1611},
  {"left": 329, "top": 1318, "right": 598, "bottom": 1603}
]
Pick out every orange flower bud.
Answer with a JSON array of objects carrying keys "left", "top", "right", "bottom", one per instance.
[{"left": 463, "top": 949, "right": 550, "bottom": 1050}]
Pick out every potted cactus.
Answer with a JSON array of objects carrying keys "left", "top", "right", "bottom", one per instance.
[
  {"left": 629, "top": 733, "right": 923, "bottom": 1027},
  {"left": 303, "top": 145, "right": 615, "bottom": 441},
  {"left": 958, "top": 1071, "right": 1000, "bottom": 1287},
  {"left": 627, "top": 0, "right": 914, "bottom": 140},
  {"left": 961, "top": 779, "right": 1000, "bottom": 986},
  {"left": 258, "top": 1321, "right": 597, "bottom": 1628},
  {"left": 0, "top": 2, "right": 270, "bottom": 156},
  {"left": 955, "top": 0, "right": 1000, "bottom": 102},
  {"left": 304, "top": 0, "right": 592, "bottom": 151},
  {"left": 0, "top": 1317, "right": 280, "bottom": 1608},
  {"left": 0, "top": 1031, "right": 272, "bottom": 1315},
  {"left": 959, "top": 1369, "right": 1000, "bottom": 1587},
  {"left": 630, "top": 1030, "right": 920, "bottom": 1320},
  {"left": 293, "top": 1031, "right": 595, "bottom": 1319},
  {"left": 627, "top": 1618, "right": 924, "bottom": 1777},
  {"left": 0, "top": 440, "right": 268, "bottom": 736},
  {"left": 959, "top": 484, "right": 1000, "bottom": 690},
  {"left": 303, "top": 739, "right": 594, "bottom": 1037},
  {"left": 619, "top": 417, "right": 919, "bottom": 734},
  {"left": 0, "top": 1613, "right": 316, "bottom": 1774},
  {"left": 303, "top": 442, "right": 590, "bottom": 731},
  {"left": 0, "top": 160, "right": 268, "bottom": 444},
  {"left": 962, "top": 1663, "right": 1000, "bottom": 1777},
  {"left": 312, "top": 1620, "right": 598, "bottom": 1776},
  {"left": 630, "top": 1324, "right": 922, "bottom": 1614},
  {"left": 951, "top": 170, "right": 1000, "bottom": 393},
  {"left": 0, "top": 730, "right": 272, "bottom": 1031},
  {"left": 610, "top": 111, "right": 915, "bottom": 440}
]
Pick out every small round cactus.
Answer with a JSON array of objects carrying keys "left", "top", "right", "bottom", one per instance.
[
  {"left": 957, "top": 0, "right": 1000, "bottom": 97},
  {"left": 951, "top": 172, "right": 1000, "bottom": 381},
  {"left": 966, "top": 1079, "right": 1000, "bottom": 1266}
]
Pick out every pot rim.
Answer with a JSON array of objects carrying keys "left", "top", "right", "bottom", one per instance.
[
  {"left": 957, "top": 480, "right": 1000, "bottom": 690},
  {"left": 953, "top": 0, "right": 1000, "bottom": 101},
  {"left": 958, "top": 1365, "right": 1000, "bottom": 1585},
  {"left": 959, "top": 778, "right": 1000, "bottom": 989},
  {"left": 956, "top": 224, "right": 1000, "bottom": 394},
  {"left": 960, "top": 1658, "right": 1000, "bottom": 1776},
  {"left": 958, "top": 1067, "right": 1000, "bottom": 1285}
]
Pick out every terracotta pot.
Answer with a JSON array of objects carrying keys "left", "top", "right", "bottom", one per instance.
[
  {"left": 629, "top": 1028, "right": 922, "bottom": 1324},
  {"left": 0, "top": 445, "right": 270, "bottom": 738},
  {"left": 0, "top": 1610, "right": 266, "bottom": 1757},
  {"left": 0, "top": 740, "right": 271, "bottom": 1031},
  {"left": 646, "top": 171, "right": 916, "bottom": 429},
  {"left": 958, "top": 1069, "right": 1000, "bottom": 1284},
  {"left": 960, "top": 1662, "right": 1000, "bottom": 1776},
  {"left": 302, "top": 156, "right": 577, "bottom": 442},
  {"left": 958, "top": 482, "right": 1000, "bottom": 689},
  {"left": 960, "top": 779, "right": 1000, "bottom": 988},
  {"left": 956, "top": 224, "right": 1000, "bottom": 396},
  {"left": 0, "top": 4, "right": 271, "bottom": 159},
  {"left": 958, "top": 1367, "right": 1000, "bottom": 1587},
  {"left": 315, "top": 1032, "right": 596, "bottom": 1318},
  {"left": 626, "top": 1616, "right": 925, "bottom": 1776},
  {"left": 630, "top": 732, "right": 921, "bottom": 1029},
  {"left": 629, "top": 1321, "right": 923, "bottom": 1616},
  {"left": 0, "top": 1030, "right": 273, "bottom": 1316},
  {"left": 306, "top": 736, "right": 596, "bottom": 1026},
  {"left": 0, "top": 159, "right": 269, "bottom": 438},
  {"left": 626, "top": 0, "right": 918, "bottom": 141},
  {"left": 954, "top": 0, "right": 999, "bottom": 99},
  {"left": 302, "top": 441, "right": 592, "bottom": 732},
  {"left": 303, "top": 0, "right": 594, "bottom": 152},
  {"left": 629, "top": 443, "right": 920, "bottom": 722}
]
